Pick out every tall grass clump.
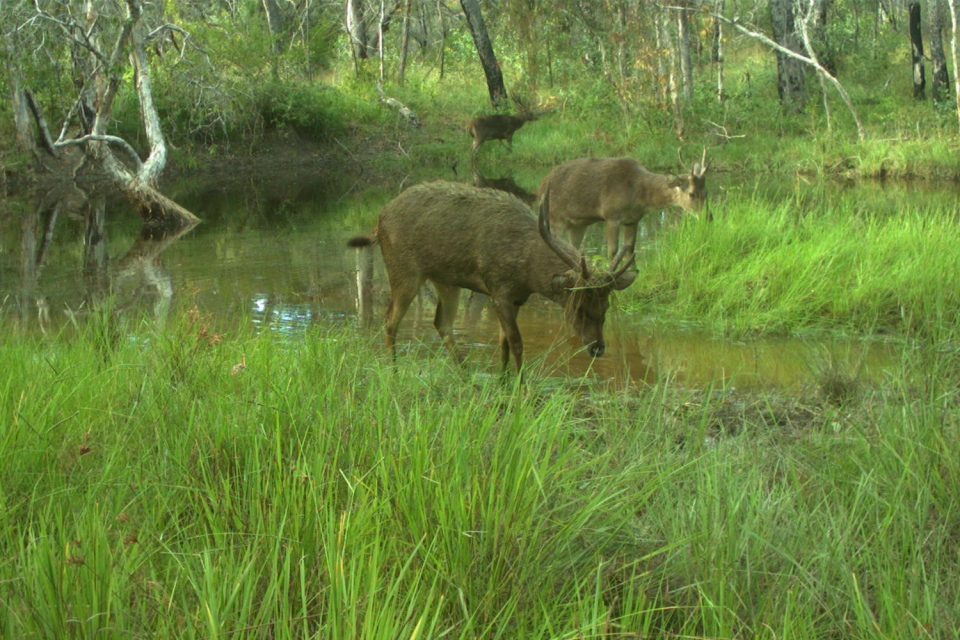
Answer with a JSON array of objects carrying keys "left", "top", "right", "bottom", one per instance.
[
  {"left": 627, "top": 194, "right": 960, "bottom": 342},
  {"left": 2, "top": 309, "right": 960, "bottom": 638}
]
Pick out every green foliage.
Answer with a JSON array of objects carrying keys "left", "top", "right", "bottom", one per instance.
[{"left": 255, "top": 81, "right": 348, "bottom": 141}]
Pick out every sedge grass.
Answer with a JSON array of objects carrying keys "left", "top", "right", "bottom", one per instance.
[
  {"left": 625, "top": 193, "right": 960, "bottom": 342},
  {"left": 1, "top": 310, "right": 959, "bottom": 638}
]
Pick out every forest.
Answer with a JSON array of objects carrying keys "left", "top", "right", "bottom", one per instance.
[{"left": 2, "top": 0, "right": 960, "bottom": 638}]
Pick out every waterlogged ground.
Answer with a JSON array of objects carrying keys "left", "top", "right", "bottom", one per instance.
[{"left": 3, "top": 169, "right": 953, "bottom": 390}]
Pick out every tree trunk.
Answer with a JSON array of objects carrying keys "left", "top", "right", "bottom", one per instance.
[
  {"left": 459, "top": 0, "right": 508, "bottom": 108},
  {"left": 665, "top": 14, "right": 685, "bottom": 137},
  {"left": 6, "top": 63, "right": 35, "bottom": 155},
  {"left": 714, "top": 0, "right": 725, "bottom": 102},
  {"left": 347, "top": 0, "right": 368, "bottom": 60},
  {"left": 678, "top": 5, "right": 694, "bottom": 100},
  {"left": 437, "top": 0, "right": 447, "bottom": 79},
  {"left": 398, "top": 0, "right": 412, "bottom": 84},
  {"left": 947, "top": 0, "right": 960, "bottom": 130},
  {"left": 929, "top": 0, "right": 950, "bottom": 102},
  {"left": 770, "top": 0, "right": 807, "bottom": 113},
  {"left": 910, "top": 1, "right": 926, "bottom": 99},
  {"left": 261, "top": 0, "right": 286, "bottom": 53},
  {"left": 810, "top": 0, "right": 836, "bottom": 74}
]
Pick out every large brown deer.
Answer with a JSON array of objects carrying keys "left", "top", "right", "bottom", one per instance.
[
  {"left": 536, "top": 150, "right": 708, "bottom": 260},
  {"left": 346, "top": 181, "right": 637, "bottom": 373},
  {"left": 467, "top": 99, "right": 539, "bottom": 160}
]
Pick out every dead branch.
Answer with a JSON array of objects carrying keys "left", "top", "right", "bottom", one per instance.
[{"left": 376, "top": 81, "right": 423, "bottom": 127}]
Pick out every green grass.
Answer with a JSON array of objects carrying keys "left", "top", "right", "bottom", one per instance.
[
  {"left": 2, "top": 309, "right": 960, "bottom": 638},
  {"left": 622, "top": 193, "right": 960, "bottom": 341}
]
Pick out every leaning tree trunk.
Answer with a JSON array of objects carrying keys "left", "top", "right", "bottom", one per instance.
[
  {"left": 459, "top": 0, "right": 508, "bottom": 108},
  {"left": 910, "top": 1, "right": 926, "bottom": 99},
  {"left": 53, "top": 0, "right": 198, "bottom": 226},
  {"left": 929, "top": 0, "right": 950, "bottom": 102},
  {"left": 770, "top": 0, "right": 807, "bottom": 113}
]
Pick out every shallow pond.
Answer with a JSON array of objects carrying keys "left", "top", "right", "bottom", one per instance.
[{"left": 3, "top": 169, "right": 950, "bottom": 390}]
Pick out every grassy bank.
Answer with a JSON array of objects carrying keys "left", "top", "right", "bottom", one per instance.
[
  {"left": 623, "top": 192, "right": 960, "bottom": 341},
  {"left": 2, "top": 311, "right": 959, "bottom": 638}
]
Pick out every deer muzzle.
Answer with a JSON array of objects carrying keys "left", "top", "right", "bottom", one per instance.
[{"left": 588, "top": 341, "right": 605, "bottom": 358}]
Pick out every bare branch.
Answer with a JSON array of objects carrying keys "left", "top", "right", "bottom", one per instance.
[{"left": 54, "top": 134, "right": 144, "bottom": 171}]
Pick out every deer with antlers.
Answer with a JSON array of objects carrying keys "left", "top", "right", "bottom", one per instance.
[{"left": 347, "top": 182, "right": 637, "bottom": 373}]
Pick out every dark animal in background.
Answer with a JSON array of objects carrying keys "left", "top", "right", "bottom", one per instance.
[
  {"left": 346, "top": 182, "right": 637, "bottom": 373},
  {"left": 467, "top": 98, "right": 539, "bottom": 160},
  {"left": 537, "top": 149, "right": 708, "bottom": 260}
]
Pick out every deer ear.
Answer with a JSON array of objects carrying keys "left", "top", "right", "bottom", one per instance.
[{"left": 666, "top": 174, "right": 684, "bottom": 189}]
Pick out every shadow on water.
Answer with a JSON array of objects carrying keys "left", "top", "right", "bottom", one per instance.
[{"left": 0, "top": 172, "right": 926, "bottom": 389}]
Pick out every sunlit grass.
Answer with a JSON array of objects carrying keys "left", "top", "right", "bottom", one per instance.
[
  {"left": 624, "top": 194, "right": 960, "bottom": 342},
  {"left": 2, "top": 311, "right": 960, "bottom": 637}
]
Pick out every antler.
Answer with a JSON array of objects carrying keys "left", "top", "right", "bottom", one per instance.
[
  {"left": 677, "top": 147, "right": 689, "bottom": 172},
  {"left": 693, "top": 146, "right": 708, "bottom": 177},
  {"left": 537, "top": 189, "right": 589, "bottom": 280}
]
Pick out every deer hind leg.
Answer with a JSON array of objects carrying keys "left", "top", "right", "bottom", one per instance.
[
  {"left": 492, "top": 298, "right": 523, "bottom": 374},
  {"left": 432, "top": 283, "right": 463, "bottom": 364},
  {"left": 384, "top": 273, "right": 423, "bottom": 360}
]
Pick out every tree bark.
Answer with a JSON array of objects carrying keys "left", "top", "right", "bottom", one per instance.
[
  {"left": 909, "top": 1, "right": 926, "bottom": 99},
  {"left": 947, "top": 0, "right": 960, "bottom": 130},
  {"left": 929, "top": 0, "right": 950, "bottom": 102},
  {"left": 347, "top": 0, "right": 368, "bottom": 60},
  {"left": 714, "top": 0, "right": 725, "bottom": 102},
  {"left": 398, "top": 0, "right": 412, "bottom": 85},
  {"left": 261, "top": 0, "right": 286, "bottom": 53},
  {"left": 678, "top": 4, "right": 694, "bottom": 100},
  {"left": 2, "top": 36, "right": 36, "bottom": 155},
  {"left": 770, "top": 0, "right": 807, "bottom": 113},
  {"left": 459, "top": 0, "right": 508, "bottom": 108}
]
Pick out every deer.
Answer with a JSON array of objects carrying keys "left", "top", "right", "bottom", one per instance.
[
  {"left": 346, "top": 181, "right": 638, "bottom": 373},
  {"left": 536, "top": 149, "right": 708, "bottom": 261},
  {"left": 466, "top": 97, "right": 539, "bottom": 160}
]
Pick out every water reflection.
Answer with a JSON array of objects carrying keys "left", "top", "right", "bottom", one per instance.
[{"left": 4, "top": 183, "right": 198, "bottom": 329}]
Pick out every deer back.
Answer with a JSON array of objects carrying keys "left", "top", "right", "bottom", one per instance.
[
  {"left": 538, "top": 157, "right": 706, "bottom": 227},
  {"left": 375, "top": 182, "right": 573, "bottom": 298}
]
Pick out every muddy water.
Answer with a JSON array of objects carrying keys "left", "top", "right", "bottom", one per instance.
[{"left": 0, "top": 173, "right": 921, "bottom": 389}]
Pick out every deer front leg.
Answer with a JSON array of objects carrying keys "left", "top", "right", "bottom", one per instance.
[
  {"left": 605, "top": 220, "right": 621, "bottom": 262},
  {"left": 621, "top": 222, "right": 639, "bottom": 258},
  {"left": 433, "top": 283, "right": 463, "bottom": 365},
  {"left": 492, "top": 298, "right": 524, "bottom": 374}
]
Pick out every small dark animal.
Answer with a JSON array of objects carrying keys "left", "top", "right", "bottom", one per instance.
[
  {"left": 347, "top": 181, "right": 637, "bottom": 373},
  {"left": 466, "top": 98, "right": 539, "bottom": 159}
]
